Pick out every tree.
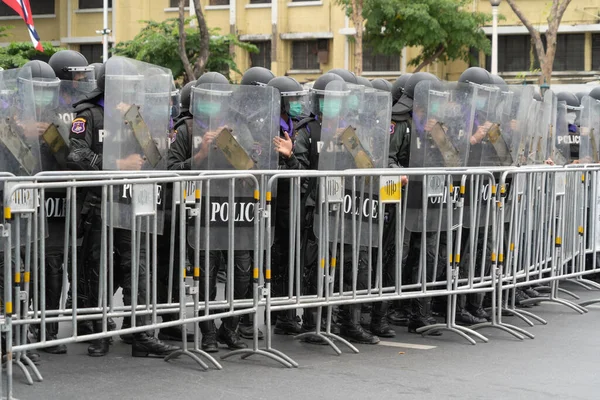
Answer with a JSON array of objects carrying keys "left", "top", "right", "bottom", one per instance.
[
  {"left": 178, "top": 0, "right": 209, "bottom": 81},
  {"left": 337, "top": 0, "right": 365, "bottom": 76},
  {"left": 363, "top": 0, "right": 491, "bottom": 72},
  {"left": 0, "top": 41, "right": 63, "bottom": 70},
  {"left": 505, "top": 0, "right": 572, "bottom": 85},
  {"left": 113, "top": 17, "right": 257, "bottom": 83}
]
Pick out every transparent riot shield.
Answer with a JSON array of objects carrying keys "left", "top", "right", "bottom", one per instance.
[
  {"left": 510, "top": 86, "right": 535, "bottom": 166},
  {"left": 579, "top": 96, "right": 600, "bottom": 163},
  {"left": 56, "top": 80, "right": 95, "bottom": 139},
  {"left": 315, "top": 81, "right": 387, "bottom": 247},
  {"left": 553, "top": 101, "right": 571, "bottom": 165},
  {"left": 102, "top": 56, "right": 172, "bottom": 233},
  {"left": 405, "top": 80, "right": 471, "bottom": 232},
  {"left": 537, "top": 89, "right": 556, "bottom": 164},
  {"left": 483, "top": 87, "right": 514, "bottom": 166},
  {"left": 0, "top": 67, "right": 41, "bottom": 246},
  {"left": 189, "top": 83, "right": 279, "bottom": 250}
]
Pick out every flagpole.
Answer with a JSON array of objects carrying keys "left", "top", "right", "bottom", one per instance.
[{"left": 102, "top": 0, "right": 109, "bottom": 62}]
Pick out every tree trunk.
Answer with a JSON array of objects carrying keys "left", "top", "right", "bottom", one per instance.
[
  {"left": 414, "top": 45, "right": 445, "bottom": 72},
  {"left": 352, "top": 0, "right": 363, "bottom": 76},
  {"left": 178, "top": 0, "right": 195, "bottom": 83},
  {"left": 506, "top": 0, "right": 573, "bottom": 87},
  {"left": 193, "top": 0, "right": 210, "bottom": 77}
]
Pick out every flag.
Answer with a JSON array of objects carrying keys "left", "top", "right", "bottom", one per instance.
[{"left": 2, "top": 0, "right": 43, "bottom": 51}]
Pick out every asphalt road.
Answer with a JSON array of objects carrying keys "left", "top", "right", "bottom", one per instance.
[{"left": 8, "top": 282, "right": 600, "bottom": 400}]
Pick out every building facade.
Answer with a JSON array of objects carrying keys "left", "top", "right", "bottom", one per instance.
[{"left": 0, "top": 0, "right": 598, "bottom": 84}]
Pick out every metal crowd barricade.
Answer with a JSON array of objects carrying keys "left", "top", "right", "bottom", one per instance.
[
  {"left": 1, "top": 171, "right": 283, "bottom": 399},
  {"left": 243, "top": 167, "right": 501, "bottom": 367},
  {"left": 3, "top": 164, "right": 600, "bottom": 398},
  {"left": 490, "top": 166, "right": 592, "bottom": 334}
]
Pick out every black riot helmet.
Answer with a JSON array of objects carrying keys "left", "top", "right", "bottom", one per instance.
[
  {"left": 391, "top": 74, "right": 412, "bottom": 103},
  {"left": 355, "top": 76, "right": 373, "bottom": 88},
  {"left": 327, "top": 68, "right": 358, "bottom": 84},
  {"left": 267, "top": 76, "right": 307, "bottom": 118},
  {"left": 490, "top": 74, "right": 508, "bottom": 92},
  {"left": 556, "top": 92, "right": 581, "bottom": 110},
  {"left": 179, "top": 80, "right": 196, "bottom": 114},
  {"left": 48, "top": 50, "right": 94, "bottom": 82},
  {"left": 240, "top": 66, "right": 275, "bottom": 86},
  {"left": 393, "top": 72, "right": 438, "bottom": 114},
  {"left": 192, "top": 72, "right": 231, "bottom": 118},
  {"left": 21, "top": 60, "right": 60, "bottom": 110},
  {"left": 309, "top": 73, "right": 345, "bottom": 116},
  {"left": 197, "top": 71, "right": 229, "bottom": 86},
  {"left": 371, "top": 78, "right": 392, "bottom": 92},
  {"left": 404, "top": 72, "right": 438, "bottom": 100},
  {"left": 589, "top": 86, "right": 600, "bottom": 101},
  {"left": 458, "top": 67, "right": 493, "bottom": 86},
  {"left": 90, "top": 62, "right": 103, "bottom": 80}
]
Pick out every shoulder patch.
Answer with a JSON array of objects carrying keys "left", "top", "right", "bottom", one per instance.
[
  {"left": 71, "top": 117, "right": 86, "bottom": 134},
  {"left": 390, "top": 121, "right": 396, "bottom": 135}
]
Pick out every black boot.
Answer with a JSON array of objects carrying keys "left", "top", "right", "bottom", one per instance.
[
  {"left": 370, "top": 301, "right": 396, "bottom": 338},
  {"left": 387, "top": 301, "right": 410, "bottom": 327},
  {"left": 88, "top": 338, "right": 110, "bottom": 357},
  {"left": 274, "top": 310, "right": 302, "bottom": 335},
  {"left": 515, "top": 289, "right": 532, "bottom": 308},
  {"left": 339, "top": 306, "right": 380, "bottom": 344},
  {"left": 217, "top": 317, "right": 247, "bottom": 350},
  {"left": 467, "top": 293, "right": 491, "bottom": 321},
  {"left": 238, "top": 313, "right": 264, "bottom": 340},
  {"left": 132, "top": 332, "right": 179, "bottom": 357},
  {"left": 200, "top": 321, "right": 218, "bottom": 353},
  {"left": 299, "top": 308, "right": 327, "bottom": 345},
  {"left": 158, "top": 314, "right": 195, "bottom": 342},
  {"left": 455, "top": 308, "right": 486, "bottom": 325},
  {"left": 408, "top": 297, "right": 441, "bottom": 336},
  {"left": 120, "top": 317, "right": 133, "bottom": 344}
]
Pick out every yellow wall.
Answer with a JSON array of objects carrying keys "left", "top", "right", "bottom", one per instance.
[{"left": 0, "top": 0, "right": 596, "bottom": 83}]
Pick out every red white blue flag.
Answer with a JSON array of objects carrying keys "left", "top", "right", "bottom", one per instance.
[{"left": 2, "top": 0, "right": 43, "bottom": 51}]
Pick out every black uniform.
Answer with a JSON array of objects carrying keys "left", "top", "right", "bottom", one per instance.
[
  {"left": 67, "top": 92, "right": 177, "bottom": 357},
  {"left": 167, "top": 116, "right": 250, "bottom": 351}
]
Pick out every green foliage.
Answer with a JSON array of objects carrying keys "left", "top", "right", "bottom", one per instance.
[
  {"left": 113, "top": 18, "right": 257, "bottom": 81},
  {"left": 363, "top": 0, "right": 492, "bottom": 69},
  {"left": 0, "top": 41, "right": 64, "bottom": 70}
]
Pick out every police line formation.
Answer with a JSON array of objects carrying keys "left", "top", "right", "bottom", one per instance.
[{"left": 1, "top": 50, "right": 600, "bottom": 397}]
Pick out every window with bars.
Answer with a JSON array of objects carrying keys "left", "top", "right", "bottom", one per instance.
[
  {"left": 169, "top": 0, "right": 190, "bottom": 6},
  {"left": 249, "top": 42, "right": 271, "bottom": 69},
  {"left": 79, "top": 0, "right": 112, "bottom": 8},
  {"left": 553, "top": 34, "right": 584, "bottom": 71},
  {"left": 362, "top": 45, "right": 400, "bottom": 72},
  {"left": 485, "top": 35, "right": 534, "bottom": 72},
  {"left": 80, "top": 44, "right": 105, "bottom": 64},
  {"left": 593, "top": 34, "right": 600, "bottom": 70},
  {"left": 291, "top": 40, "right": 320, "bottom": 70},
  {"left": 0, "top": 0, "right": 54, "bottom": 15},
  {"left": 209, "top": 0, "right": 229, "bottom": 5}
]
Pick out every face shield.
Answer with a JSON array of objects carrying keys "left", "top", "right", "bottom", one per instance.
[
  {"left": 281, "top": 88, "right": 307, "bottom": 118},
  {"left": 64, "top": 66, "right": 95, "bottom": 84}
]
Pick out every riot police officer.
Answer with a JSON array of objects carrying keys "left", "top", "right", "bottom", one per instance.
[
  {"left": 277, "top": 73, "right": 379, "bottom": 344},
  {"left": 67, "top": 62, "right": 178, "bottom": 357},
  {"left": 236, "top": 66, "right": 275, "bottom": 340},
  {"left": 267, "top": 76, "right": 307, "bottom": 335},
  {"left": 21, "top": 60, "right": 68, "bottom": 354},
  {"left": 168, "top": 72, "right": 249, "bottom": 353},
  {"left": 556, "top": 91, "right": 582, "bottom": 160},
  {"left": 387, "top": 72, "right": 446, "bottom": 335}
]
